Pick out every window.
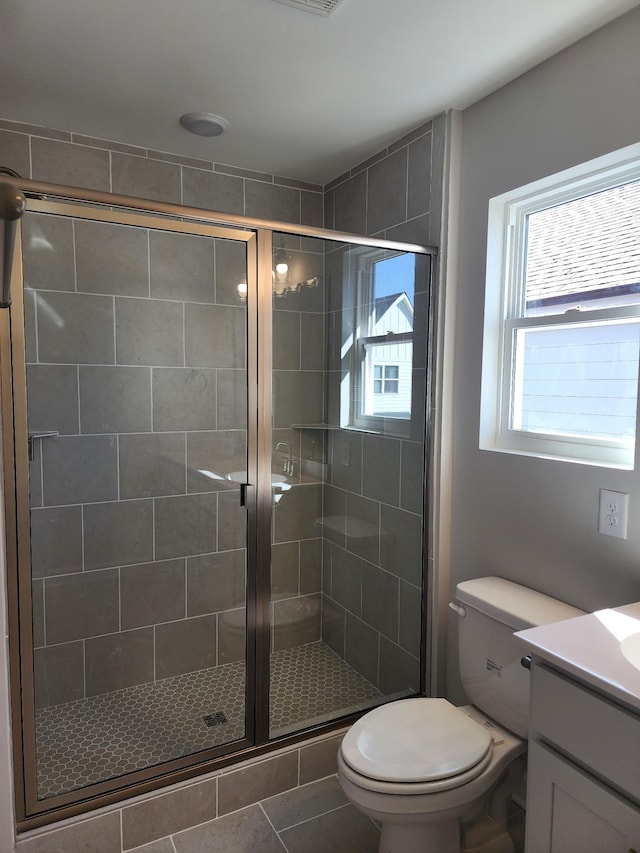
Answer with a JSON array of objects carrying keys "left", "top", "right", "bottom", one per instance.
[
  {"left": 349, "top": 249, "right": 415, "bottom": 431},
  {"left": 480, "top": 144, "right": 640, "bottom": 468},
  {"left": 374, "top": 364, "right": 399, "bottom": 394}
]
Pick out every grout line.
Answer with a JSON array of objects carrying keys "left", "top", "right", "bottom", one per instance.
[
  {"left": 258, "top": 802, "right": 290, "bottom": 852},
  {"left": 276, "top": 801, "right": 352, "bottom": 834}
]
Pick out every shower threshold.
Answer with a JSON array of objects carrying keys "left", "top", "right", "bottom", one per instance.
[{"left": 34, "top": 641, "right": 381, "bottom": 800}]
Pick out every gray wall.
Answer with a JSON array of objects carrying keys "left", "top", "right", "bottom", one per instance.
[
  {"left": 320, "top": 118, "right": 445, "bottom": 694},
  {"left": 447, "top": 6, "right": 640, "bottom": 701}
]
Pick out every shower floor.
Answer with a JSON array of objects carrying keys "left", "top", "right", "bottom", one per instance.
[{"left": 35, "top": 641, "right": 381, "bottom": 800}]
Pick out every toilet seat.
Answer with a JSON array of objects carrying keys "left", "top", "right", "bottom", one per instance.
[{"left": 340, "top": 698, "right": 494, "bottom": 794}]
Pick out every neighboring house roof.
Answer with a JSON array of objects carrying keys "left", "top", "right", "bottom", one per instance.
[
  {"left": 525, "top": 178, "right": 640, "bottom": 307},
  {"left": 374, "top": 292, "right": 414, "bottom": 328}
]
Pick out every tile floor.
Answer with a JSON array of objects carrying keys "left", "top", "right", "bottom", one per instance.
[
  {"left": 136, "top": 775, "right": 380, "bottom": 853},
  {"left": 35, "top": 641, "right": 381, "bottom": 799}
]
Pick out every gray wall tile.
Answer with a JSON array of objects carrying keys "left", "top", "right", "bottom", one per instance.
[
  {"left": 31, "top": 505, "right": 83, "bottom": 578},
  {"left": 84, "top": 499, "right": 154, "bottom": 570},
  {"left": 0, "top": 128, "right": 30, "bottom": 177},
  {"left": 400, "top": 440, "right": 424, "bottom": 514},
  {"left": 31, "top": 137, "right": 110, "bottom": 190},
  {"left": 345, "top": 613, "right": 379, "bottom": 686},
  {"left": 36, "top": 291, "right": 115, "bottom": 364},
  {"left": 155, "top": 615, "right": 216, "bottom": 679},
  {"left": 217, "top": 608, "right": 246, "bottom": 664},
  {"left": 361, "top": 562, "right": 399, "bottom": 642},
  {"left": 27, "top": 364, "right": 79, "bottom": 435},
  {"left": 79, "top": 366, "right": 151, "bottom": 433},
  {"left": 273, "top": 311, "right": 300, "bottom": 370},
  {"left": 216, "top": 369, "right": 246, "bottom": 430},
  {"left": 120, "top": 559, "right": 186, "bottom": 629},
  {"left": 274, "top": 483, "right": 322, "bottom": 543},
  {"left": 298, "top": 733, "right": 344, "bottom": 784},
  {"left": 75, "top": 219, "right": 149, "bottom": 297},
  {"left": 300, "top": 313, "right": 324, "bottom": 371},
  {"left": 150, "top": 230, "right": 215, "bottom": 303},
  {"left": 187, "top": 550, "right": 246, "bottom": 616},
  {"left": 399, "top": 580, "right": 422, "bottom": 658},
  {"left": 119, "top": 432, "right": 186, "bottom": 499},
  {"left": 85, "top": 628, "right": 154, "bottom": 696},
  {"left": 218, "top": 752, "right": 298, "bottom": 816},
  {"left": 186, "top": 430, "right": 246, "bottom": 491},
  {"left": 321, "top": 595, "right": 345, "bottom": 658},
  {"left": 14, "top": 810, "right": 121, "bottom": 853},
  {"left": 378, "top": 636, "right": 420, "bottom": 695},
  {"left": 152, "top": 367, "right": 217, "bottom": 431},
  {"left": 334, "top": 172, "right": 367, "bottom": 234},
  {"left": 271, "top": 541, "right": 299, "bottom": 599},
  {"left": 111, "top": 152, "right": 181, "bottom": 203},
  {"left": 299, "top": 538, "right": 321, "bottom": 594},
  {"left": 345, "top": 493, "right": 379, "bottom": 564},
  {"left": 185, "top": 303, "right": 246, "bottom": 368},
  {"left": 330, "top": 545, "right": 362, "bottom": 617},
  {"left": 331, "top": 431, "right": 362, "bottom": 493},
  {"left": 182, "top": 168, "right": 244, "bottom": 215},
  {"left": 407, "top": 132, "right": 432, "bottom": 220},
  {"left": 379, "top": 504, "right": 423, "bottom": 586},
  {"left": 362, "top": 433, "right": 400, "bottom": 506},
  {"left": 32, "top": 580, "right": 44, "bottom": 647},
  {"left": 366, "top": 148, "right": 408, "bottom": 234},
  {"left": 214, "top": 239, "right": 247, "bottom": 307},
  {"left": 217, "top": 490, "right": 247, "bottom": 552},
  {"left": 245, "top": 182, "right": 299, "bottom": 223},
  {"left": 34, "top": 641, "right": 84, "bottom": 709},
  {"left": 116, "top": 297, "right": 184, "bottom": 366},
  {"left": 154, "top": 493, "right": 217, "bottom": 559},
  {"left": 272, "top": 594, "right": 320, "bottom": 651},
  {"left": 22, "top": 213, "right": 75, "bottom": 292},
  {"left": 45, "top": 569, "right": 119, "bottom": 644},
  {"left": 42, "top": 434, "right": 118, "bottom": 506},
  {"left": 272, "top": 370, "right": 323, "bottom": 428},
  {"left": 122, "top": 777, "right": 217, "bottom": 850}
]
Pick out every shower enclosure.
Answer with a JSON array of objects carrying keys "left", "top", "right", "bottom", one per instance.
[{"left": 0, "top": 176, "right": 435, "bottom": 826}]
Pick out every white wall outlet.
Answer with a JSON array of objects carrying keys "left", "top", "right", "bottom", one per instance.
[{"left": 598, "top": 489, "right": 629, "bottom": 539}]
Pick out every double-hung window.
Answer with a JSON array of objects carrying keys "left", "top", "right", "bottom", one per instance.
[
  {"left": 480, "top": 144, "right": 640, "bottom": 468},
  {"left": 350, "top": 249, "right": 415, "bottom": 433}
]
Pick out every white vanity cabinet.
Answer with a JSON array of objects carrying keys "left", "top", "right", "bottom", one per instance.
[
  {"left": 525, "top": 664, "right": 640, "bottom": 853},
  {"left": 515, "top": 601, "right": 640, "bottom": 853}
]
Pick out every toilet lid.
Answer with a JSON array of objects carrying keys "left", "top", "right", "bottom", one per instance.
[{"left": 340, "top": 698, "right": 493, "bottom": 783}]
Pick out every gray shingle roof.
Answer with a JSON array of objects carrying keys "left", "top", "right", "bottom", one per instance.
[{"left": 525, "top": 178, "right": 640, "bottom": 308}]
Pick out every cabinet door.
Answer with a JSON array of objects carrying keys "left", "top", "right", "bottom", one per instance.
[{"left": 525, "top": 742, "right": 640, "bottom": 853}]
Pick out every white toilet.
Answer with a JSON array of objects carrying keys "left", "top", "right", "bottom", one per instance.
[{"left": 337, "top": 576, "right": 583, "bottom": 853}]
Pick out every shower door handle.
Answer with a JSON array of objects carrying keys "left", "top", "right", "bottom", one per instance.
[{"left": 240, "top": 483, "right": 254, "bottom": 507}]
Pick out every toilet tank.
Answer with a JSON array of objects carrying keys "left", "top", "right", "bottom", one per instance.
[{"left": 455, "top": 576, "right": 583, "bottom": 738}]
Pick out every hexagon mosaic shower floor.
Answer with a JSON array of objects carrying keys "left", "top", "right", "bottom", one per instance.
[{"left": 35, "top": 641, "right": 381, "bottom": 799}]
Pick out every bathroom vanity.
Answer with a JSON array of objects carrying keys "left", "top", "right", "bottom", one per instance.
[{"left": 516, "top": 601, "right": 640, "bottom": 853}]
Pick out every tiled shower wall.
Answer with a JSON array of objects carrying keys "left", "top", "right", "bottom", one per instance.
[
  {"left": 320, "top": 117, "right": 445, "bottom": 695},
  {"left": 0, "top": 118, "right": 325, "bottom": 706}
]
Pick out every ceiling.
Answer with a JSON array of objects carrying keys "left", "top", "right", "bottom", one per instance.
[{"left": 0, "top": 0, "right": 638, "bottom": 185}]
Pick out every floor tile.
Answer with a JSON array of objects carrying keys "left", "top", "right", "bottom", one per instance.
[
  {"left": 173, "top": 804, "right": 285, "bottom": 853},
  {"left": 279, "top": 803, "right": 380, "bottom": 853},
  {"left": 262, "top": 776, "right": 347, "bottom": 832}
]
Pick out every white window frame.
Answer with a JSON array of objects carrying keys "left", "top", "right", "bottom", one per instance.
[
  {"left": 349, "top": 247, "right": 413, "bottom": 435},
  {"left": 480, "top": 142, "right": 640, "bottom": 469}
]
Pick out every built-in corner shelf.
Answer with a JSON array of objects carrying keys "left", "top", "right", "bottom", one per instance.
[{"left": 291, "top": 423, "right": 343, "bottom": 430}]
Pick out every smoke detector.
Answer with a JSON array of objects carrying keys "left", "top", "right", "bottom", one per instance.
[{"left": 271, "top": 0, "right": 343, "bottom": 15}]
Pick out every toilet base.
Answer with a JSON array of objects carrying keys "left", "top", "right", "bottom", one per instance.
[{"left": 378, "top": 818, "right": 459, "bottom": 853}]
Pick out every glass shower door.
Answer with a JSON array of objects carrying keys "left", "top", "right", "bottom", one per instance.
[{"left": 19, "top": 203, "right": 255, "bottom": 804}]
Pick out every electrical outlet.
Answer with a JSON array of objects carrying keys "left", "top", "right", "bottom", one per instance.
[{"left": 598, "top": 489, "right": 629, "bottom": 539}]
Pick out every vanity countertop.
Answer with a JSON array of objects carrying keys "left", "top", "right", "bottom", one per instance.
[{"left": 515, "top": 601, "right": 640, "bottom": 713}]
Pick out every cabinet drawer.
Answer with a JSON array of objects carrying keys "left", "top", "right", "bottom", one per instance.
[{"left": 530, "top": 664, "right": 640, "bottom": 803}]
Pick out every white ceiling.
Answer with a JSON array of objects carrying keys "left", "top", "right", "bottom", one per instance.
[{"left": 1, "top": 0, "right": 638, "bottom": 185}]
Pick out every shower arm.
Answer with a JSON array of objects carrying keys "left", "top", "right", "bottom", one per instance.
[{"left": 0, "top": 174, "right": 27, "bottom": 309}]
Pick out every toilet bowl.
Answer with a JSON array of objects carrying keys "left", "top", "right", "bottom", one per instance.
[
  {"left": 337, "top": 577, "right": 583, "bottom": 853},
  {"left": 338, "top": 698, "right": 525, "bottom": 853}
]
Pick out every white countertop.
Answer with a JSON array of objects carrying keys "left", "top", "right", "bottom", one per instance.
[{"left": 515, "top": 601, "right": 640, "bottom": 713}]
